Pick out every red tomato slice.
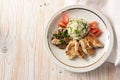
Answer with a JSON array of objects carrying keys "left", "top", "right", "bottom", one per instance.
[
  {"left": 89, "top": 21, "right": 102, "bottom": 37},
  {"left": 94, "top": 30, "right": 102, "bottom": 37},
  {"left": 89, "top": 21, "right": 97, "bottom": 27},
  {"left": 92, "top": 28, "right": 99, "bottom": 34},
  {"left": 90, "top": 26, "right": 97, "bottom": 30},
  {"left": 62, "top": 14, "right": 69, "bottom": 25},
  {"left": 58, "top": 21, "right": 66, "bottom": 28}
]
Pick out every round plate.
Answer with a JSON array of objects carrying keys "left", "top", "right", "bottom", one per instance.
[{"left": 44, "top": 5, "right": 114, "bottom": 72}]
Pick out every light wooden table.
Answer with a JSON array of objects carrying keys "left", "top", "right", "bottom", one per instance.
[{"left": 0, "top": 0, "right": 119, "bottom": 80}]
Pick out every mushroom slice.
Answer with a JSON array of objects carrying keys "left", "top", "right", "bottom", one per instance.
[{"left": 51, "top": 38, "right": 60, "bottom": 45}]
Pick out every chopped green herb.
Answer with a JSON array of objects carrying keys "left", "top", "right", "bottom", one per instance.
[
  {"left": 59, "top": 39, "right": 64, "bottom": 44},
  {"left": 74, "top": 30, "right": 80, "bottom": 34},
  {"left": 53, "top": 33, "right": 58, "bottom": 37},
  {"left": 61, "top": 32, "right": 67, "bottom": 37},
  {"left": 82, "top": 23, "right": 87, "bottom": 27}
]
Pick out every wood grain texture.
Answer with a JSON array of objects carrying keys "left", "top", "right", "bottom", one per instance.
[{"left": 0, "top": 0, "right": 119, "bottom": 80}]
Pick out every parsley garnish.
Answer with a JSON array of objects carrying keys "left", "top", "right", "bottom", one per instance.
[
  {"left": 61, "top": 32, "right": 67, "bottom": 37},
  {"left": 53, "top": 33, "right": 58, "bottom": 37},
  {"left": 82, "top": 23, "right": 87, "bottom": 27},
  {"left": 59, "top": 39, "right": 64, "bottom": 44},
  {"left": 74, "top": 30, "right": 80, "bottom": 34}
]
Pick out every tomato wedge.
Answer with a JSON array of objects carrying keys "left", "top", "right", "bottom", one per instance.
[
  {"left": 62, "top": 14, "right": 69, "bottom": 25},
  {"left": 89, "top": 21, "right": 97, "bottom": 27},
  {"left": 92, "top": 28, "right": 99, "bottom": 34},
  {"left": 57, "top": 13, "right": 69, "bottom": 28},
  {"left": 90, "top": 26, "right": 96, "bottom": 30},
  {"left": 58, "top": 21, "right": 66, "bottom": 28},
  {"left": 94, "top": 30, "right": 102, "bottom": 37},
  {"left": 89, "top": 21, "right": 102, "bottom": 37}
]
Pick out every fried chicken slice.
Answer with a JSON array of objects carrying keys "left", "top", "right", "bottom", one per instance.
[
  {"left": 65, "top": 40, "right": 85, "bottom": 59},
  {"left": 79, "top": 39, "right": 96, "bottom": 56},
  {"left": 65, "top": 40, "right": 77, "bottom": 59},
  {"left": 74, "top": 40, "right": 86, "bottom": 59},
  {"left": 85, "top": 33, "right": 104, "bottom": 48}
]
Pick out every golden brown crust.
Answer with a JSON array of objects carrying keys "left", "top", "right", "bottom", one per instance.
[
  {"left": 85, "top": 33, "right": 104, "bottom": 48},
  {"left": 65, "top": 40, "right": 77, "bottom": 59},
  {"left": 79, "top": 39, "right": 96, "bottom": 56},
  {"left": 66, "top": 40, "right": 86, "bottom": 59}
]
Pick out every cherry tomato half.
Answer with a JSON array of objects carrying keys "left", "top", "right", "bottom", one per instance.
[
  {"left": 58, "top": 21, "right": 66, "bottom": 28},
  {"left": 92, "top": 28, "right": 99, "bottom": 34},
  {"left": 89, "top": 21, "right": 97, "bottom": 27},
  {"left": 94, "top": 30, "right": 102, "bottom": 37},
  {"left": 62, "top": 14, "right": 69, "bottom": 25}
]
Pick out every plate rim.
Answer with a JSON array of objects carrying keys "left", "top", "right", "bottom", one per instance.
[{"left": 44, "top": 5, "right": 114, "bottom": 72}]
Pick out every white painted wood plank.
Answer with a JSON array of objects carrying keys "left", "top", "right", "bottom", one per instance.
[{"left": 0, "top": 0, "right": 119, "bottom": 80}]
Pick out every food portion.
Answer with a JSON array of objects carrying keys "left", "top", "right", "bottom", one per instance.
[
  {"left": 79, "top": 33, "right": 103, "bottom": 56},
  {"left": 51, "top": 28, "right": 71, "bottom": 49},
  {"left": 67, "top": 18, "right": 89, "bottom": 40},
  {"left": 51, "top": 13, "right": 104, "bottom": 60},
  {"left": 89, "top": 21, "right": 102, "bottom": 37},
  {"left": 65, "top": 40, "right": 85, "bottom": 59}
]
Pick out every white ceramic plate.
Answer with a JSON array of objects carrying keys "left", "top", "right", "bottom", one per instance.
[{"left": 44, "top": 5, "right": 114, "bottom": 72}]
